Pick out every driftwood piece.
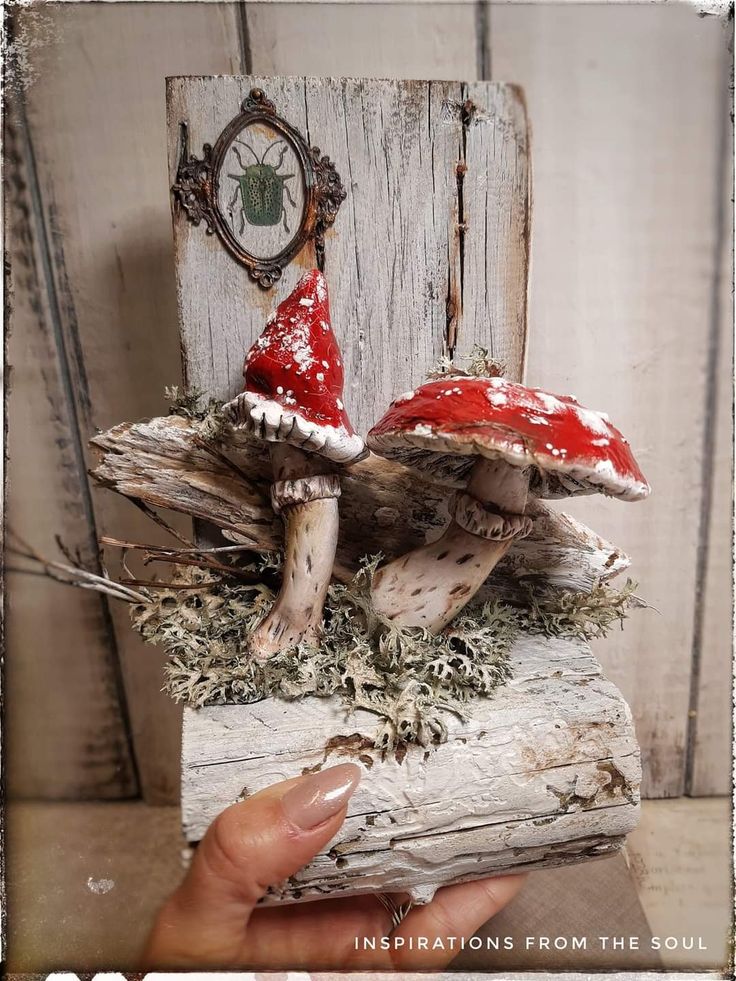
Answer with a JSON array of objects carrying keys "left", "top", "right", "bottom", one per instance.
[
  {"left": 181, "top": 632, "right": 641, "bottom": 903},
  {"left": 90, "top": 415, "right": 630, "bottom": 597},
  {"left": 160, "top": 73, "right": 643, "bottom": 904}
]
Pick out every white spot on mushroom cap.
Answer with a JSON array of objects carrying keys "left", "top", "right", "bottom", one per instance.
[
  {"left": 396, "top": 390, "right": 415, "bottom": 403},
  {"left": 535, "top": 391, "right": 564, "bottom": 413},
  {"left": 576, "top": 407, "right": 612, "bottom": 435},
  {"left": 316, "top": 372, "right": 325, "bottom": 382}
]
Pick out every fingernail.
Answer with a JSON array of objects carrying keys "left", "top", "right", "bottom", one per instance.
[{"left": 281, "top": 763, "right": 361, "bottom": 830}]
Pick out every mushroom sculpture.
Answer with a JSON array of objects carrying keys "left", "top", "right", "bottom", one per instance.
[
  {"left": 367, "top": 376, "right": 650, "bottom": 631},
  {"left": 223, "top": 269, "right": 365, "bottom": 660}
]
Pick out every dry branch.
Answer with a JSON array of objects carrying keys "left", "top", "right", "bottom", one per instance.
[{"left": 90, "top": 415, "right": 630, "bottom": 602}]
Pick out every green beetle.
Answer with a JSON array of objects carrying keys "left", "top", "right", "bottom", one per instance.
[{"left": 227, "top": 139, "right": 297, "bottom": 234}]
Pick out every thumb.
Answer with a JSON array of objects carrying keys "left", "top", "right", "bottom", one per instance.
[{"left": 143, "top": 762, "right": 361, "bottom": 967}]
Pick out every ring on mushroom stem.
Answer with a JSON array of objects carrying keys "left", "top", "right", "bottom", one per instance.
[
  {"left": 223, "top": 269, "right": 365, "bottom": 661},
  {"left": 367, "top": 375, "right": 650, "bottom": 633}
]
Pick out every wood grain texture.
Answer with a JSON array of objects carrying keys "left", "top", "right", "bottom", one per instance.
[
  {"left": 167, "top": 75, "right": 529, "bottom": 431},
  {"left": 246, "top": 1, "right": 480, "bottom": 82},
  {"left": 181, "top": 633, "right": 641, "bottom": 902},
  {"left": 489, "top": 2, "right": 730, "bottom": 797},
  {"left": 13, "top": 2, "right": 247, "bottom": 802},
  {"left": 90, "top": 414, "right": 632, "bottom": 598},
  {"left": 5, "top": 106, "right": 137, "bottom": 799},
  {"left": 689, "top": 96, "right": 733, "bottom": 796}
]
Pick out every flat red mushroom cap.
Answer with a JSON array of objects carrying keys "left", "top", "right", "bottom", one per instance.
[
  {"left": 368, "top": 376, "right": 650, "bottom": 501},
  {"left": 224, "top": 269, "right": 365, "bottom": 463}
]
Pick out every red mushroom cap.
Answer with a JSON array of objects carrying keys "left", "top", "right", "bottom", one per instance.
[
  {"left": 223, "top": 269, "right": 365, "bottom": 463},
  {"left": 368, "top": 376, "right": 650, "bottom": 501}
]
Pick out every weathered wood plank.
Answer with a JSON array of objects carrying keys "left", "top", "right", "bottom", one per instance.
[
  {"left": 90, "top": 414, "right": 632, "bottom": 597},
  {"left": 5, "top": 104, "right": 137, "bottom": 799},
  {"left": 247, "top": 2, "right": 527, "bottom": 368},
  {"left": 167, "top": 75, "right": 530, "bottom": 432},
  {"left": 246, "top": 1, "right": 480, "bottom": 84},
  {"left": 15, "top": 1, "right": 246, "bottom": 801},
  {"left": 182, "top": 634, "right": 641, "bottom": 902},
  {"left": 489, "top": 2, "right": 730, "bottom": 797},
  {"left": 690, "top": 93, "right": 733, "bottom": 796}
]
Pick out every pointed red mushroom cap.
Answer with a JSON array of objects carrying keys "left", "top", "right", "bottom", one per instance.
[
  {"left": 367, "top": 376, "right": 650, "bottom": 501},
  {"left": 224, "top": 269, "right": 365, "bottom": 464}
]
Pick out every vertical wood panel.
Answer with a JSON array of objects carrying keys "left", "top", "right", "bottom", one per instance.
[
  {"left": 689, "top": 103, "right": 733, "bottom": 796},
  {"left": 5, "top": 107, "right": 137, "bottom": 799},
  {"left": 246, "top": 2, "right": 479, "bottom": 81},
  {"left": 490, "top": 3, "right": 729, "bottom": 796},
  {"left": 12, "top": 2, "right": 245, "bottom": 802},
  {"left": 168, "top": 75, "right": 528, "bottom": 435}
]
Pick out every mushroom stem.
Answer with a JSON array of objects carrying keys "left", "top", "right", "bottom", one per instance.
[
  {"left": 371, "top": 458, "right": 531, "bottom": 632},
  {"left": 248, "top": 443, "right": 339, "bottom": 662}
]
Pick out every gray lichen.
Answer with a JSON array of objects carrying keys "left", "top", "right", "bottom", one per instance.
[
  {"left": 131, "top": 553, "right": 641, "bottom": 749},
  {"left": 430, "top": 345, "right": 506, "bottom": 380},
  {"left": 165, "top": 385, "right": 228, "bottom": 441}
]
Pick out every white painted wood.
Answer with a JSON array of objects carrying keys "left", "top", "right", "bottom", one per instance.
[
  {"left": 690, "top": 109, "right": 733, "bottom": 796},
  {"left": 490, "top": 2, "right": 730, "bottom": 797},
  {"left": 14, "top": 2, "right": 246, "bottom": 801},
  {"left": 182, "top": 633, "right": 641, "bottom": 902},
  {"left": 90, "top": 414, "right": 632, "bottom": 598},
  {"left": 5, "top": 106, "right": 137, "bottom": 799},
  {"left": 246, "top": 2, "right": 480, "bottom": 83},
  {"left": 170, "top": 71, "right": 646, "bottom": 895},
  {"left": 167, "top": 75, "right": 529, "bottom": 431}
]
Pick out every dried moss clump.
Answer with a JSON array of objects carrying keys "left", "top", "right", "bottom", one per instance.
[
  {"left": 131, "top": 555, "right": 641, "bottom": 749},
  {"left": 430, "top": 345, "right": 506, "bottom": 380},
  {"left": 165, "top": 385, "right": 228, "bottom": 441}
]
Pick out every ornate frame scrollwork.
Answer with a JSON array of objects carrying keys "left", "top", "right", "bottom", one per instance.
[{"left": 172, "top": 87, "right": 346, "bottom": 288}]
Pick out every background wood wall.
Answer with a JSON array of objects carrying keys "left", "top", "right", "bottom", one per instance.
[{"left": 6, "top": 1, "right": 732, "bottom": 803}]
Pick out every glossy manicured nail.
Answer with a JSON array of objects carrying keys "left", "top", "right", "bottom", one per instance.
[{"left": 281, "top": 762, "right": 361, "bottom": 830}]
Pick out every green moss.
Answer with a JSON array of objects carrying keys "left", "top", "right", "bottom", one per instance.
[{"left": 132, "top": 554, "right": 641, "bottom": 749}]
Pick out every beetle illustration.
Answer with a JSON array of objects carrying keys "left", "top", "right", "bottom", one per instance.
[{"left": 227, "top": 138, "right": 297, "bottom": 234}]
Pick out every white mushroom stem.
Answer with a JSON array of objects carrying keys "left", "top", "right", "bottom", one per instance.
[
  {"left": 371, "top": 457, "right": 532, "bottom": 632},
  {"left": 248, "top": 443, "right": 340, "bottom": 662}
]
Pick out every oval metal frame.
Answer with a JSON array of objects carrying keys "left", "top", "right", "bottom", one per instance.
[{"left": 172, "top": 88, "right": 346, "bottom": 289}]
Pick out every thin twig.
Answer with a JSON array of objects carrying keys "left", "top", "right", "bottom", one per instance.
[
  {"left": 7, "top": 555, "right": 148, "bottom": 603},
  {"left": 99, "top": 537, "right": 255, "bottom": 556},
  {"left": 99, "top": 536, "right": 260, "bottom": 581},
  {"left": 124, "top": 497, "right": 193, "bottom": 546},
  {"left": 139, "top": 552, "right": 260, "bottom": 582},
  {"left": 119, "top": 578, "right": 217, "bottom": 591},
  {"left": 7, "top": 529, "right": 149, "bottom": 603}
]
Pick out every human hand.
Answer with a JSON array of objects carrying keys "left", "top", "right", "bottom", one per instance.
[{"left": 143, "top": 762, "right": 525, "bottom": 970}]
